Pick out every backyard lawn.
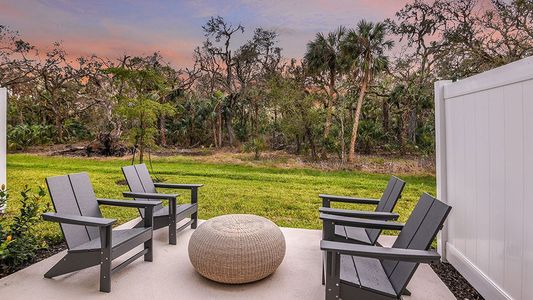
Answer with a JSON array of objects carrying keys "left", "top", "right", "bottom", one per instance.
[{"left": 4, "top": 153, "right": 436, "bottom": 243}]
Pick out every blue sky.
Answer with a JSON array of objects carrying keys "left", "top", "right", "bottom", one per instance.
[{"left": 0, "top": 0, "right": 409, "bottom": 67}]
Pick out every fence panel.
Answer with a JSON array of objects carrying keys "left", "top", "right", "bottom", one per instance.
[{"left": 436, "top": 56, "right": 533, "bottom": 300}]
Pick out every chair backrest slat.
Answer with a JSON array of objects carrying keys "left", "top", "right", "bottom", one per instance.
[
  {"left": 46, "top": 174, "right": 100, "bottom": 249},
  {"left": 375, "top": 177, "right": 396, "bottom": 211},
  {"left": 366, "top": 177, "right": 406, "bottom": 243},
  {"left": 382, "top": 193, "right": 451, "bottom": 295},
  {"left": 69, "top": 173, "right": 102, "bottom": 240},
  {"left": 122, "top": 165, "right": 145, "bottom": 193},
  {"left": 134, "top": 164, "right": 157, "bottom": 193},
  {"left": 122, "top": 164, "right": 162, "bottom": 218},
  {"left": 376, "top": 176, "right": 405, "bottom": 213}
]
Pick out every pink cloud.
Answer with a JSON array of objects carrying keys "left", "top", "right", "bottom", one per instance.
[
  {"left": 30, "top": 34, "right": 195, "bottom": 68},
  {"left": 0, "top": 2, "right": 25, "bottom": 18},
  {"left": 1, "top": 1, "right": 198, "bottom": 67},
  {"left": 1, "top": 0, "right": 417, "bottom": 66}
]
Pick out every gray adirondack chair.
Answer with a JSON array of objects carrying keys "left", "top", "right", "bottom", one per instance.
[
  {"left": 321, "top": 193, "right": 451, "bottom": 300},
  {"left": 121, "top": 164, "right": 202, "bottom": 245},
  {"left": 319, "top": 176, "right": 406, "bottom": 246},
  {"left": 42, "top": 173, "right": 160, "bottom": 292}
]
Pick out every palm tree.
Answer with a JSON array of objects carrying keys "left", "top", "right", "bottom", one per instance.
[
  {"left": 343, "top": 20, "right": 393, "bottom": 162},
  {"left": 304, "top": 26, "right": 347, "bottom": 139}
]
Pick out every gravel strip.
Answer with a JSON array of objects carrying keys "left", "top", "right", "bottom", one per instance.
[{"left": 431, "top": 261, "right": 484, "bottom": 300}]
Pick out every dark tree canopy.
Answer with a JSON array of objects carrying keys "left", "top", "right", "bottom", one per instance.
[{"left": 1, "top": 0, "right": 532, "bottom": 160}]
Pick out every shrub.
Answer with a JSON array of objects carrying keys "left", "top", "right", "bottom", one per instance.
[
  {"left": 7, "top": 124, "right": 55, "bottom": 150},
  {"left": 0, "top": 184, "right": 6, "bottom": 210},
  {"left": 0, "top": 186, "right": 47, "bottom": 270},
  {"left": 243, "top": 137, "right": 267, "bottom": 160},
  {"left": 63, "top": 120, "right": 92, "bottom": 142},
  {"left": 0, "top": 185, "right": 9, "bottom": 260},
  {"left": 357, "top": 120, "right": 386, "bottom": 154}
]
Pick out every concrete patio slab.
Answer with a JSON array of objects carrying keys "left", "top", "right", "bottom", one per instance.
[{"left": 0, "top": 219, "right": 454, "bottom": 299}]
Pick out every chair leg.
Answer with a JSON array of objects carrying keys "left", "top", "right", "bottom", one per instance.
[
  {"left": 144, "top": 238, "right": 153, "bottom": 262},
  {"left": 99, "top": 226, "right": 112, "bottom": 293},
  {"left": 100, "top": 258, "right": 111, "bottom": 293},
  {"left": 321, "top": 263, "right": 325, "bottom": 285},
  {"left": 169, "top": 205, "right": 177, "bottom": 245},
  {"left": 191, "top": 212, "right": 198, "bottom": 229},
  {"left": 322, "top": 219, "right": 334, "bottom": 286},
  {"left": 44, "top": 252, "right": 99, "bottom": 278},
  {"left": 322, "top": 254, "right": 325, "bottom": 285},
  {"left": 325, "top": 251, "right": 341, "bottom": 300},
  {"left": 144, "top": 206, "right": 154, "bottom": 261},
  {"left": 191, "top": 188, "right": 198, "bottom": 229}
]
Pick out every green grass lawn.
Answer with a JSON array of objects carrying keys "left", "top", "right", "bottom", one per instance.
[{"left": 3, "top": 153, "right": 436, "bottom": 243}]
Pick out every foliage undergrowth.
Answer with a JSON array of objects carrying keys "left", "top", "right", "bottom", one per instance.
[
  {"left": 0, "top": 185, "right": 48, "bottom": 272},
  {"left": 7, "top": 122, "right": 92, "bottom": 150}
]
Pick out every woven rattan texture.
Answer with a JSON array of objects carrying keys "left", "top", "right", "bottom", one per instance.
[{"left": 188, "top": 214, "right": 286, "bottom": 284}]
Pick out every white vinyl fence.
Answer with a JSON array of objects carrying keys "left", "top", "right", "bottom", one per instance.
[
  {"left": 436, "top": 56, "right": 533, "bottom": 300},
  {"left": 0, "top": 87, "right": 6, "bottom": 213}
]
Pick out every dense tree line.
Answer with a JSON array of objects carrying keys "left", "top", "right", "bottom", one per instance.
[{"left": 1, "top": 0, "right": 531, "bottom": 162}]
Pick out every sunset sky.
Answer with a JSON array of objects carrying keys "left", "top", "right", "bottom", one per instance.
[{"left": 1, "top": 0, "right": 411, "bottom": 67}]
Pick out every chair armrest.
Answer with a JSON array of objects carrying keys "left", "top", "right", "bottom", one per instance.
[
  {"left": 320, "top": 213, "right": 405, "bottom": 230},
  {"left": 97, "top": 198, "right": 162, "bottom": 208},
  {"left": 42, "top": 212, "right": 116, "bottom": 227},
  {"left": 319, "top": 207, "right": 400, "bottom": 220},
  {"left": 320, "top": 240, "right": 440, "bottom": 263},
  {"left": 319, "top": 194, "right": 380, "bottom": 205},
  {"left": 123, "top": 192, "right": 179, "bottom": 200},
  {"left": 154, "top": 183, "right": 203, "bottom": 189}
]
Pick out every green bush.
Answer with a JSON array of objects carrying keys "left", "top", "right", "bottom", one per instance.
[
  {"left": 0, "top": 184, "right": 7, "bottom": 209},
  {"left": 7, "top": 121, "right": 92, "bottom": 150},
  {"left": 416, "top": 121, "right": 435, "bottom": 155},
  {"left": 7, "top": 124, "right": 55, "bottom": 150},
  {"left": 0, "top": 185, "right": 47, "bottom": 270},
  {"left": 243, "top": 137, "right": 267, "bottom": 159},
  {"left": 357, "top": 120, "right": 386, "bottom": 154},
  {"left": 63, "top": 120, "right": 92, "bottom": 142}
]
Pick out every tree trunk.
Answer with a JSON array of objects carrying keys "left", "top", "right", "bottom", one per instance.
[
  {"left": 138, "top": 132, "right": 144, "bottom": 164},
  {"left": 55, "top": 116, "right": 64, "bottom": 142},
  {"left": 323, "top": 71, "right": 337, "bottom": 139},
  {"left": 408, "top": 109, "right": 417, "bottom": 144},
  {"left": 339, "top": 114, "right": 346, "bottom": 164},
  {"left": 295, "top": 135, "right": 301, "bottom": 155},
  {"left": 400, "top": 108, "right": 410, "bottom": 155},
  {"left": 323, "top": 99, "right": 333, "bottom": 139},
  {"left": 190, "top": 106, "right": 196, "bottom": 147},
  {"left": 348, "top": 79, "right": 368, "bottom": 162},
  {"left": 217, "top": 106, "right": 223, "bottom": 147},
  {"left": 382, "top": 98, "right": 389, "bottom": 134},
  {"left": 306, "top": 126, "right": 317, "bottom": 161},
  {"left": 212, "top": 123, "right": 218, "bottom": 148},
  {"left": 254, "top": 103, "right": 259, "bottom": 137},
  {"left": 139, "top": 144, "right": 144, "bottom": 163},
  {"left": 224, "top": 110, "right": 235, "bottom": 146},
  {"left": 139, "top": 114, "right": 145, "bottom": 163},
  {"left": 160, "top": 116, "right": 167, "bottom": 147}
]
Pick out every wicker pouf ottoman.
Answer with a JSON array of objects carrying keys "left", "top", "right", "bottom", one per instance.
[{"left": 188, "top": 214, "right": 286, "bottom": 284}]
